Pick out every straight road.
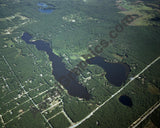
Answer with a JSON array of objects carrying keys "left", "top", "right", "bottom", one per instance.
[
  {"left": 69, "top": 56, "right": 160, "bottom": 128},
  {"left": 129, "top": 100, "right": 160, "bottom": 128},
  {"left": 2, "top": 55, "right": 53, "bottom": 128}
]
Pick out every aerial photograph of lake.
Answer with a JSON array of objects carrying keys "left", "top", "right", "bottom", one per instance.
[{"left": 0, "top": 0, "right": 160, "bottom": 128}]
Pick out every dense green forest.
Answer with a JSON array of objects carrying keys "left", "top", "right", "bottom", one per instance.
[{"left": 0, "top": 0, "right": 160, "bottom": 128}]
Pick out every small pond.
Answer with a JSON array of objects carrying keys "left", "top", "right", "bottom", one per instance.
[
  {"left": 37, "top": 2, "right": 55, "bottom": 14},
  {"left": 119, "top": 95, "right": 133, "bottom": 107}
]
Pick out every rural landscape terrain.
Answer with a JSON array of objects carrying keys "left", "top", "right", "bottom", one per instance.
[{"left": 0, "top": 0, "right": 160, "bottom": 128}]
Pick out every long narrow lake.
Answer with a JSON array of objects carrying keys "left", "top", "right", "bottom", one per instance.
[{"left": 22, "top": 32, "right": 90, "bottom": 100}]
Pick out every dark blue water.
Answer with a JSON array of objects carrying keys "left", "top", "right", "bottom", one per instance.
[
  {"left": 37, "top": 2, "right": 55, "bottom": 14},
  {"left": 22, "top": 32, "right": 90, "bottom": 100},
  {"left": 150, "top": 17, "right": 160, "bottom": 22},
  {"left": 87, "top": 57, "right": 130, "bottom": 86},
  {"left": 119, "top": 95, "right": 133, "bottom": 107}
]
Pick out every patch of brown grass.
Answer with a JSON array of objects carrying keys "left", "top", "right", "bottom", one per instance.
[{"left": 148, "top": 83, "right": 160, "bottom": 95}]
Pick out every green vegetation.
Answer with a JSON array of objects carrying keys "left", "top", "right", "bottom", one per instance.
[
  {"left": 0, "top": 0, "right": 160, "bottom": 128},
  {"left": 78, "top": 61, "right": 160, "bottom": 128},
  {"left": 49, "top": 113, "right": 70, "bottom": 128},
  {"left": 116, "top": 0, "right": 160, "bottom": 26},
  {"left": 137, "top": 106, "right": 160, "bottom": 128}
]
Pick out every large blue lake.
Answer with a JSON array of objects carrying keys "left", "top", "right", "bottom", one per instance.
[
  {"left": 87, "top": 57, "right": 130, "bottom": 86},
  {"left": 22, "top": 32, "right": 130, "bottom": 100},
  {"left": 22, "top": 32, "right": 90, "bottom": 100}
]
